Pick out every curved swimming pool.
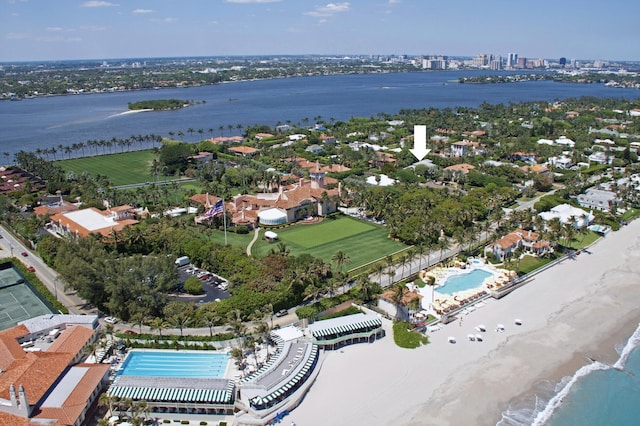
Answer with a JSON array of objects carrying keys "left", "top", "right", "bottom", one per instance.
[{"left": 437, "top": 269, "right": 492, "bottom": 296}]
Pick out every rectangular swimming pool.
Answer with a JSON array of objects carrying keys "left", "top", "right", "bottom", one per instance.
[
  {"left": 117, "top": 350, "right": 229, "bottom": 378},
  {"left": 437, "top": 269, "right": 492, "bottom": 296}
]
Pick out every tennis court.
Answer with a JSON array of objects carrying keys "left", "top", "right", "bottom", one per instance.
[{"left": 0, "top": 265, "right": 56, "bottom": 331}]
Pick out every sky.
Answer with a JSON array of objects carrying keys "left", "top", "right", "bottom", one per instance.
[{"left": 1, "top": 0, "right": 639, "bottom": 62}]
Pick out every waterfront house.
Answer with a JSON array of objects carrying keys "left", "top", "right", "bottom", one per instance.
[{"left": 577, "top": 188, "right": 618, "bottom": 212}]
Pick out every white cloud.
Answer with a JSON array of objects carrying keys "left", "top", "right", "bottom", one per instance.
[
  {"left": 225, "top": 0, "right": 282, "bottom": 3},
  {"left": 80, "top": 1, "right": 118, "bottom": 7},
  {"left": 150, "top": 17, "right": 176, "bottom": 23},
  {"left": 79, "top": 25, "right": 107, "bottom": 31},
  {"left": 305, "top": 2, "right": 351, "bottom": 17},
  {"left": 388, "top": 0, "right": 401, "bottom": 4},
  {"left": 6, "top": 32, "right": 31, "bottom": 40},
  {"left": 132, "top": 8, "right": 153, "bottom": 14},
  {"left": 36, "top": 35, "right": 82, "bottom": 43},
  {"left": 46, "top": 26, "right": 65, "bottom": 32}
]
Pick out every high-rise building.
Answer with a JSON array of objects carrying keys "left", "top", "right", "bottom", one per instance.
[{"left": 507, "top": 53, "right": 518, "bottom": 68}]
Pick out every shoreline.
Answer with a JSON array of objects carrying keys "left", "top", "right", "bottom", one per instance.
[{"left": 288, "top": 219, "right": 640, "bottom": 426}]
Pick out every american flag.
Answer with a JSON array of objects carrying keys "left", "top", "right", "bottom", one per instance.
[{"left": 203, "top": 199, "right": 224, "bottom": 219}]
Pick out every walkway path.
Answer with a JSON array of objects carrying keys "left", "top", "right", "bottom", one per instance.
[{"left": 246, "top": 227, "right": 260, "bottom": 256}]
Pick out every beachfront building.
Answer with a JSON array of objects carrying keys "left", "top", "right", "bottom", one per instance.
[
  {"left": 234, "top": 327, "right": 320, "bottom": 425},
  {"left": 489, "top": 229, "right": 552, "bottom": 260},
  {"left": 577, "top": 188, "right": 618, "bottom": 212},
  {"left": 378, "top": 288, "right": 423, "bottom": 321},
  {"left": 538, "top": 204, "right": 594, "bottom": 229},
  {"left": 308, "top": 313, "right": 384, "bottom": 350},
  {"left": 0, "top": 314, "right": 109, "bottom": 426}
]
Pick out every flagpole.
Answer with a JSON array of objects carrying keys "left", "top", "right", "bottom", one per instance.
[{"left": 223, "top": 197, "right": 228, "bottom": 245}]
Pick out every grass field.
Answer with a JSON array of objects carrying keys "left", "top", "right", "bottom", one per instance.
[
  {"left": 252, "top": 216, "right": 407, "bottom": 271},
  {"left": 56, "top": 150, "right": 159, "bottom": 186}
]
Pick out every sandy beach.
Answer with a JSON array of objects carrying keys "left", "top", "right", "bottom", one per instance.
[{"left": 288, "top": 220, "right": 640, "bottom": 426}]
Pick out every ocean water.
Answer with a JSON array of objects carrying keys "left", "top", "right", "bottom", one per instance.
[{"left": 497, "top": 324, "right": 640, "bottom": 426}]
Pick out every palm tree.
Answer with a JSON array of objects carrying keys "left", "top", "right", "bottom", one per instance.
[
  {"left": 331, "top": 250, "right": 351, "bottom": 273},
  {"left": 99, "top": 392, "right": 117, "bottom": 418},
  {"left": 390, "top": 283, "right": 406, "bottom": 320},
  {"left": 374, "top": 262, "right": 386, "bottom": 287},
  {"left": 149, "top": 317, "right": 169, "bottom": 337},
  {"left": 130, "top": 312, "right": 147, "bottom": 334},
  {"left": 201, "top": 310, "right": 219, "bottom": 337},
  {"left": 425, "top": 275, "right": 437, "bottom": 304},
  {"left": 171, "top": 312, "right": 191, "bottom": 336}
]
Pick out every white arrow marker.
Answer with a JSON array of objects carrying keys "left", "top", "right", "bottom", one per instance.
[{"left": 410, "top": 125, "right": 430, "bottom": 161}]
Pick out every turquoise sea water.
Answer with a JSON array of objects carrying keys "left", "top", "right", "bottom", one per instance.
[
  {"left": 437, "top": 269, "right": 492, "bottom": 295},
  {"left": 497, "top": 324, "right": 640, "bottom": 426},
  {"left": 117, "top": 350, "right": 229, "bottom": 378}
]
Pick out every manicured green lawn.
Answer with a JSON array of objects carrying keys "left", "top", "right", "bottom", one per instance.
[
  {"left": 279, "top": 217, "right": 376, "bottom": 248},
  {"left": 56, "top": 150, "right": 159, "bottom": 186},
  {"left": 564, "top": 231, "right": 601, "bottom": 250},
  {"left": 252, "top": 216, "right": 407, "bottom": 270},
  {"left": 516, "top": 255, "right": 554, "bottom": 274}
]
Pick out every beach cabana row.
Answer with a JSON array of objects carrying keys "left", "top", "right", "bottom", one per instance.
[
  {"left": 311, "top": 317, "right": 382, "bottom": 340},
  {"left": 240, "top": 340, "right": 286, "bottom": 383},
  {"left": 108, "top": 385, "right": 233, "bottom": 404},
  {"left": 249, "top": 345, "right": 319, "bottom": 410}
]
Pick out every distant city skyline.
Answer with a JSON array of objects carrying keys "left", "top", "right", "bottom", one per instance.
[{"left": 1, "top": 0, "right": 639, "bottom": 62}]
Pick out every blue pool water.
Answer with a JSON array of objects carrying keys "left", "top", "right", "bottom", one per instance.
[
  {"left": 437, "top": 269, "right": 492, "bottom": 295},
  {"left": 117, "top": 350, "right": 229, "bottom": 378}
]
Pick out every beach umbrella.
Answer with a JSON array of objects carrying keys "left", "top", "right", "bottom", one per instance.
[
  {"left": 496, "top": 324, "right": 505, "bottom": 332},
  {"left": 467, "top": 334, "right": 476, "bottom": 341},
  {"left": 476, "top": 324, "right": 486, "bottom": 332},
  {"left": 514, "top": 319, "right": 523, "bottom": 326},
  {"left": 475, "top": 334, "right": 483, "bottom": 341},
  {"left": 448, "top": 336, "right": 457, "bottom": 344}
]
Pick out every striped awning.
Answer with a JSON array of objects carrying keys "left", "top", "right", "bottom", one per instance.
[
  {"left": 108, "top": 386, "right": 232, "bottom": 404},
  {"left": 250, "top": 344, "right": 319, "bottom": 410},
  {"left": 311, "top": 317, "right": 381, "bottom": 339}
]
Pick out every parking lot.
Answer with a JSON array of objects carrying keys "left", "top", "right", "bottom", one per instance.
[{"left": 173, "top": 264, "right": 231, "bottom": 303}]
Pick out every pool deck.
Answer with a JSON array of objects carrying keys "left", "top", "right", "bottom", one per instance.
[{"left": 418, "top": 260, "right": 516, "bottom": 316}]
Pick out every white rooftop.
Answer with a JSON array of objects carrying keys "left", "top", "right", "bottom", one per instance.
[
  {"left": 367, "top": 174, "right": 396, "bottom": 186},
  {"left": 271, "top": 325, "right": 304, "bottom": 342},
  {"left": 41, "top": 367, "right": 89, "bottom": 408},
  {"left": 20, "top": 314, "right": 98, "bottom": 333},
  {"left": 63, "top": 209, "right": 115, "bottom": 231}
]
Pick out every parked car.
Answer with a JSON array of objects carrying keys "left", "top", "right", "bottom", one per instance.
[
  {"left": 27, "top": 266, "right": 35, "bottom": 272},
  {"left": 124, "top": 329, "right": 138, "bottom": 335},
  {"left": 275, "top": 309, "right": 288, "bottom": 317},
  {"left": 21, "top": 251, "right": 28, "bottom": 257},
  {"left": 104, "top": 316, "right": 118, "bottom": 324}
]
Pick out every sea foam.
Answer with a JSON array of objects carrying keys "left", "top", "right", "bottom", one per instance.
[{"left": 497, "top": 323, "right": 640, "bottom": 426}]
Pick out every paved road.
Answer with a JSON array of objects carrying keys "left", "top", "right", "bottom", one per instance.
[
  {"left": 0, "top": 225, "right": 94, "bottom": 315},
  {"left": 113, "top": 177, "right": 196, "bottom": 189}
]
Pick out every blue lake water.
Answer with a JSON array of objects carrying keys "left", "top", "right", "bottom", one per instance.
[
  {"left": 2, "top": 70, "right": 640, "bottom": 160},
  {"left": 437, "top": 269, "right": 492, "bottom": 295},
  {"left": 117, "top": 350, "right": 229, "bottom": 378}
]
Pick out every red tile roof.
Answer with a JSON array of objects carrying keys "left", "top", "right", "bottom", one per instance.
[{"left": 47, "top": 326, "right": 94, "bottom": 355}]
